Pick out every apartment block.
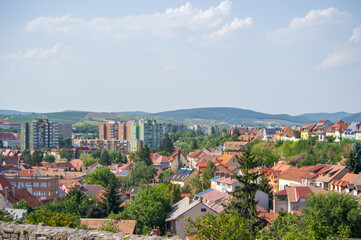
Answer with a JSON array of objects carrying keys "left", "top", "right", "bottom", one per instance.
[
  {"left": 58, "top": 124, "right": 72, "bottom": 138},
  {"left": 99, "top": 121, "right": 130, "bottom": 140},
  {"left": 73, "top": 139, "right": 129, "bottom": 155},
  {"left": 21, "top": 119, "right": 59, "bottom": 150},
  {"left": 130, "top": 119, "right": 163, "bottom": 149}
]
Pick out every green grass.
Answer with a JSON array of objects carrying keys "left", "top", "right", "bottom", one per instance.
[{"left": 4, "top": 111, "right": 89, "bottom": 124}]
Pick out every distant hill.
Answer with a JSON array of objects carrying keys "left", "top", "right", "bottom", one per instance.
[
  {"left": 342, "top": 112, "right": 361, "bottom": 122},
  {"left": 116, "top": 111, "right": 152, "bottom": 116},
  {"left": 152, "top": 107, "right": 312, "bottom": 126},
  {"left": 298, "top": 112, "right": 352, "bottom": 122},
  {"left": 0, "top": 109, "right": 33, "bottom": 115}
]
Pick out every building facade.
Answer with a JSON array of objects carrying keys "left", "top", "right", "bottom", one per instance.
[
  {"left": 99, "top": 121, "right": 131, "bottom": 140},
  {"left": 130, "top": 119, "right": 163, "bottom": 149},
  {"left": 21, "top": 119, "right": 59, "bottom": 150},
  {"left": 58, "top": 124, "right": 72, "bottom": 139}
]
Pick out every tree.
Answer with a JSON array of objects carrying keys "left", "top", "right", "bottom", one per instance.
[
  {"left": 21, "top": 149, "right": 31, "bottom": 163},
  {"left": 185, "top": 211, "right": 253, "bottom": 240},
  {"left": 99, "top": 149, "right": 110, "bottom": 166},
  {"left": 27, "top": 150, "right": 43, "bottom": 166},
  {"left": 91, "top": 150, "right": 101, "bottom": 159},
  {"left": 13, "top": 199, "right": 34, "bottom": 213},
  {"left": 83, "top": 166, "right": 118, "bottom": 189},
  {"left": 0, "top": 140, "right": 3, "bottom": 148},
  {"left": 26, "top": 210, "right": 74, "bottom": 227},
  {"left": 190, "top": 175, "right": 203, "bottom": 194},
  {"left": 159, "top": 135, "right": 174, "bottom": 156},
  {"left": 80, "top": 152, "right": 98, "bottom": 166},
  {"left": 225, "top": 147, "right": 260, "bottom": 236},
  {"left": 121, "top": 184, "right": 172, "bottom": 234},
  {"left": 202, "top": 161, "right": 216, "bottom": 190},
  {"left": 138, "top": 145, "right": 152, "bottom": 166},
  {"left": 302, "top": 191, "right": 361, "bottom": 238},
  {"left": 58, "top": 148, "right": 73, "bottom": 161},
  {"left": 159, "top": 169, "right": 173, "bottom": 184},
  {"left": 102, "top": 180, "right": 122, "bottom": 215},
  {"left": 123, "top": 161, "right": 157, "bottom": 188},
  {"left": 347, "top": 142, "right": 361, "bottom": 174},
  {"left": 190, "top": 141, "right": 198, "bottom": 150},
  {"left": 211, "top": 126, "right": 216, "bottom": 136},
  {"left": 0, "top": 209, "right": 15, "bottom": 222},
  {"left": 43, "top": 154, "right": 55, "bottom": 163},
  {"left": 166, "top": 183, "right": 181, "bottom": 204}
]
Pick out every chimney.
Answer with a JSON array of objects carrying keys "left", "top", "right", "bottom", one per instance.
[
  {"left": 189, "top": 197, "right": 193, "bottom": 204},
  {"left": 12, "top": 188, "right": 15, "bottom": 198}
]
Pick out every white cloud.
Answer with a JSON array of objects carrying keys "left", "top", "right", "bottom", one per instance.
[
  {"left": 317, "top": 48, "right": 360, "bottom": 69},
  {"left": 350, "top": 26, "right": 361, "bottom": 43},
  {"left": 207, "top": 17, "right": 252, "bottom": 38},
  {"left": 268, "top": 7, "right": 351, "bottom": 42},
  {"left": 23, "top": 1, "right": 251, "bottom": 41},
  {"left": 3, "top": 43, "right": 63, "bottom": 60}
]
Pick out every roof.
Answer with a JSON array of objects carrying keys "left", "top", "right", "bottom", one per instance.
[
  {"left": 83, "top": 185, "right": 105, "bottom": 198},
  {"left": 196, "top": 188, "right": 228, "bottom": 202},
  {"left": 214, "top": 176, "right": 238, "bottom": 185},
  {"left": 258, "top": 212, "right": 279, "bottom": 224},
  {"left": 19, "top": 169, "right": 40, "bottom": 177},
  {"left": 2, "top": 188, "right": 43, "bottom": 208},
  {"left": 286, "top": 186, "right": 312, "bottom": 203},
  {"left": 279, "top": 166, "right": 312, "bottom": 182},
  {"left": 315, "top": 165, "right": 349, "bottom": 183},
  {"left": 0, "top": 175, "right": 14, "bottom": 190},
  {"left": 170, "top": 168, "right": 195, "bottom": 182},
  {"left": 166, "top": 197, "right": 216, "bottom": 221},
  {"left": 217, "top": 154, "right": 235, "bottom": 165}
]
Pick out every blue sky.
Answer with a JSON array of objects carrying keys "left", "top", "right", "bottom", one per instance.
[{"left": 1, "top": 0, "right": 360, "bottom": 115}]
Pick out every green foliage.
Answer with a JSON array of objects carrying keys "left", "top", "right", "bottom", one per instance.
[
  {"left": 43, "top": 154, "right": 55, "bottom": 163},
  {"left": 181, "top": 183, "right": 191, "bottom": 194},
  {"left": 202, "top": 161, "right": 216, "bottom": 190},
  {"left": 190, "top": 175, "right": 203, "bottom": 194},
  {"left": 91, "top": 150, "right": 101, "bottom": 159},
  {"left": 80, "top": 152, "right": 98, "bottom": 166},
  {"left": 25, "top": 150, "right": 43, "bottom": 166},
  {"left": 109, "top": 150, "right": 126, "bottom": 164},
  {"left": 121, "top": 184, "right": 172, "bottom": 235},
  {"left": 123, "top": 161, "right": 157, "bottom": 189},
  {"left": 13, "top": 199, "right": 34, "bottom": 213},
  {"left": 303, "top": 191, "right": 361, "bottom": 238},
  {"left": 159, "top": 135, "right": 174, "bottom": 156},
  {"left": 226, "top": 147, "right": 259, "bottom": 221},
  {"left": 83, "top": 166, "right": 118, "bottom": 189},
  {"left": 58, "top": 148, "right": 73, "bottom": 161},
  {"left": 73, "top": 123, "right": 99, "bottom": 134},
  {"left": 137, "top": 145, "right": 152, "bottom": 166},
  {"left": 159, "top": 169, "right": 173, "bottom": 184},
  {"left": 59, "top": 136, "right": 72, "bottom": 146},
  {"left": 0, "top": 209, "right": 15, "bottom": 222},
  {"left": 102, "top": 180, "right": 122, "bottom": 215},
  {"left": 100, "top": 220, "right": 118, "bottom": 233},
  {"left": 166, "top": 183, "right": 181, "bottom": 204},
  {"left": 99, "top": 149, "right": 110, "bottom": 166},
  {"left": 26, "top": 210, "right": 75, "bottom": 227},
  {"left": 346, "top": 142, "right": 361, "bottom": 174},
  {"left": 185, "top": 211, "right": 253, "bottom": 240}
]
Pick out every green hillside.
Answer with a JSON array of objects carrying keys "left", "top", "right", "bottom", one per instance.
[
  {"left": 298, "top": 112, "right": 352, "bottom": 122},
  {"left": 152, "top": 107, "right": 312, "bottom": 126},
  {"left": 3, "top": 111, "right": 90, "bottom": 124}
]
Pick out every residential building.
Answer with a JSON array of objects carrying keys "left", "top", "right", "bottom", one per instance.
[
  {"left": 329, "top": 173, "right": 357, "bottom": 193},
  {"left": 21, "top": 119, "right": 59, "bottom": 150},
  {"left": 274, "top": 186, "right": 324, "bottom": 213},
  {"left": 130, "top": 119, "right": 163, "bottom": 149},
  {"left": 0, "top": 120, "right": 21, "bottom": 130},
  {"left": 223, "top": 141, "right": 250, "bottom": 151},
  {"left": 254, "top": 127, "right": 281, "bottom": 141},
  {"left": 99, "top": 121, "right": 131, "bottom": 140},
  {"left": 166, "top": 197, "right": 218, "bottom": 239},
  {"left": 4, "top": 175, "right": 59, "bottom": 201},
  {"left": 128, "top": 139, "right": 143, "bottom": 152},
  {"left": 343, "top": 122, "right": 361, "bottom": 140},
  {"left": 58, "top": 124, "right": 72, "bottom": 139},
  {"left": 73, "top": 139, "right": 128, "bottom": 154},
  {"left": 170, "top": 168, "right": 197, "bottom": 187},
  {"left": 300, "top": 123, "right": 316, "bottom": 140}
]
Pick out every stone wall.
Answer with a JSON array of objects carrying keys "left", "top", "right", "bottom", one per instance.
[{"left": 0, "top": 221, "right": 175, "bottom": 240}]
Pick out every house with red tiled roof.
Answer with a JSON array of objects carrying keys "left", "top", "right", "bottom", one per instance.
[
  {"left": 278, "top": 166, "right": 315, "bottom": 190},
  {"left": 312, "top": 165, "right": 350, "bottom": 190},
  {"left": 187, "top": 150, "right": 206, "bottom": 168},
  {"left": 216, "top": 153, "right": 239, "bottom": 168},
  {"left": 70, "top": 159, "right": 83, "bottom": 171},
  {"left": 274, "top": 186, "right": 325, "bottom": 213},
  {"left": 329, "top": 173, "right": 357, "bottom": 193},
  {"left": 273, "top": 126, "right": 300, "bottom": 142},
  {"left": 223, "top": 141, "right": 249, "bottom": 151}
]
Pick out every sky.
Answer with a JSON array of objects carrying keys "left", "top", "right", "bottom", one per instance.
[{"left": 1, "top": 0, "right": 361, "bottom": 115}]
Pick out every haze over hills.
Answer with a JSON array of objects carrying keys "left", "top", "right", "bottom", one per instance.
[{"left": 1, "top": 108, "right": 360, "bottom": 126}]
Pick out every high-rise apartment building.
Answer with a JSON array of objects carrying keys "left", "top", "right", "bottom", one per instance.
[
  {"left": 58, "top": 124, "right": 72, "bottom": 138},
  {"left": 130, "top": 119, "right": 163, "bottom": 149},
  {"left": 99, "top": 121, "right": 130, "bottom": 140},
  {"left": 21, "top": 119, "right": 59, "bottom": 150}
]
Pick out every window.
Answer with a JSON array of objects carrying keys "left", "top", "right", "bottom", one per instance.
[{"left": 201, "top": 208, "right": 206, "bottom": 212}]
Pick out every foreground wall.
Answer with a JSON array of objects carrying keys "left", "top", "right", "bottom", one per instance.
[{"left": 0, "top": 221, "right": 175, "bottom": 240}]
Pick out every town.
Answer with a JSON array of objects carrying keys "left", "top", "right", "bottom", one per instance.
[{"left": 0, "top": 117, "right": 361, "bottom": 239}]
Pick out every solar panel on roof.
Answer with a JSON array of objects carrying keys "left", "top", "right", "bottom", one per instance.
[
  {"left": 185, "top": 169, "right": 193, "bottom": 174},
  {"left": 179, "top": 169, "right": 185, "bottom": 174}
]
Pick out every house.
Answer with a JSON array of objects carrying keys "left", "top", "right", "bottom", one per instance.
[
  {"left": 345, "top": 173, "right": 361, "bottom": 198},
  {"left": 82, "top": 184, "right": 105, "bottom": 198},
  {"left": 210, "top": 173, "right": 240, "bottom": 193},
  {"left": 343, "top": 122, "right": 361, "bottom": 140},
  {"left": 87, "top": 162, "right": 102, "bottom": 173},
  {"left": 165, "top": 197, "right": 218, "bottom": 239},
  {"left": 273, "top": 126, "right": 300, "bottom": 142},
  {"left": 254, "top": 127, "right": 281, "bottom": 141},
  {"left": 274, "top": 186, "right": 325, "bottom": 213},
  {"left": 115, "top": 163, "right": 132, "bottom": 177},
  {"left": 312, "top": 120, "right": 333, "bottom": 141},
  {"left": 70, "top": 159, "right": 83, "bottom": 171},
  {"left": 326, "top": 120, "right": 350, "bottom": 142},
  {"left": 329, "top": 173, "right": 357, "bottom": 193},
  {"left": 170, "top": 168, "right": 197, "bottom": 187},
  {"left": 19, "top": 169, "right": 41, "bottom": 177},
  {"left": 187, "top": 150, "right": 206, "bottom": 168},
  {"left": 216, "top": 153, "right": 239, "bottom": 168},
  {"left": 79, "top": 219, "right": 136, "bottom": 234},
  {"left": 300, "top": 123, "right": 316, "bottom": 140},
  {"left": 312, "top": 165, "right": 350, "bottom": 190},
  {"left": 278, "top": 166, "right": 314, "bottom": 190},
  {"left": 223, "top": 141, "right": 249, "bottom": 151}
]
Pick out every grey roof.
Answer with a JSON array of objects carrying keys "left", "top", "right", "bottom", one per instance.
[
  {"left": 349, "top": 173, "right": 361, "bottom": 188},
  {"left": 83, "top": 185, "right": 105, "bottom": 197},
  {"left": 166, "top": 197, "right": 203, "bottom": 221}
]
